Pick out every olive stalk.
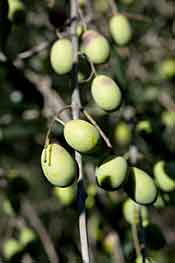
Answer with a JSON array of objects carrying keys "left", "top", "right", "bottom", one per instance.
[{"left": 70, "top": 0, "right": 90, "bottom": 262}]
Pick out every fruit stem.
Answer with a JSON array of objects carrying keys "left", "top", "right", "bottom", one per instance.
[
  {"left": 109, "top": 0, "right": 118, "bottom": 15},
  {"left": 83, "top": 109, "right": 113, "bottom": 149},
  {"left": 70, "top": 1, "right": 90, "bottom": 263}
]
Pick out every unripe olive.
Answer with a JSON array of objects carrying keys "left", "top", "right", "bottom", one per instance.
[
  {"left": 53, "top": 185, "right": 76, "bottom": 205},
  {"left": 94, "top": 0, "right": 109, "bottom": 14},
  {"left": 50, "top": 39, "right": 73, "bottom": 74},
  {"left": 96, "top": 156, "right": 128, "bottom": 191},
  {"left": 136, "top": 120, "right": 152, "bottom": 134},
  {"left": 82, "top": 30, "right": 110, "bottom": 64},
  {"left": 19, "top": 228, "right": 36, "bottom": 247},
  {"left": 159, "top": 58, "right": 175, "bottom": 79},
  {"left": 109, "top": 15, "right": 132, "bottom": 45},
  {"left": 3, "top": 239, "right": 22, "bottom": 259},
  {"left": 79, "top": 0, "right": 86, "bottom": 7},
  {"left": 125, "top": 167, "right": 157, "bottom": 205},
  {"left": 114, "top": 121, "right": 132, "bottom": 146},
  {"left": 103, "top": 233, "right": 117, "bottom": 254},
  {"left": 153, "top": 161, "right": 175, "bottom": 192},
  {"left": 161, "top": 111, "right": 175, "bottom": 127},
  {"left": 8, "top": 0, "right": 25, "bottom": 22},
  {"left": 135, "top": 256, "right": 150, "bottom": 263},
  {"left": 153, "top": 194, "right": 165, "bottom": 208},
  {"left": 123, "top": 198, "right": 149, "bottom": 226},
  {"left": 64, "top": 119, "right": 100, "bottom": 153},
  {"left": 91, "top": 75, "right": 122, "bottom": 111},
  {"left": 41, "top": 143, "right": 77, "bottom": 187}
]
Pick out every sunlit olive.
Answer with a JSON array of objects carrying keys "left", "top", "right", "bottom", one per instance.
[
  {"left": 64, "top": 119, "right": 100, "bottom": 153},
  {"left": 109, "top": 14, "right": 132, "bottom": 45},
  {"left": 3, "top": 239, "right": 22, "bottom": 260},
  {"left": 153, "top": 161, "right": 175, "bottom": 192},
  {"left": 91, "top": 75, "right": 122, "bottom": 111},
  {"left": 96, "top": 156, "right": 128, "bottom": 191},
  {"left": 114, "top": 121, "right": 132, "bottom": 146},
  {"left": 161, "top": 111, "right": 175, "bottom": 127},
  {"left": 19, "top": 228, "right": 36, "bottom": 246},
  {"left": 82, "top": 30, "right": 110, "bottom": 64},
  {"left": 124, "top": 167, "right": 157, "bottom": 205},
  {"left": 41, "top": 143, "right": 77, "bottom": 187},
  {"left": 159, "top": 58, "right": 175, "bottom": 79},
  {"left": 8, "top": 0, "right": 25, "bottom": 22},
  {"left": 103, "top": 233, "right": 117, "bottom": 254},
  {"left": 79, "top": 0, "right": 86, "bottom": 7},
  {"left": 136, "top": 120, "right": 152, "bottom": 134},
  {"left": 50, "top": 39, "right": 73, "bottom": 74},
  {"left": 123, "top": 198, "right": 149, "bottom": 225},
  {"left": 53, "top": 185, "right": 76, "bottom": 205}
]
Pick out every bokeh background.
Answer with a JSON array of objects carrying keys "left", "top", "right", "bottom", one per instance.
[{"left": 0, "top": 0, "right": 174, "bottom": 262}]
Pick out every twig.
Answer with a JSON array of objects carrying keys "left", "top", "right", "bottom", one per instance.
[
  {"left": 83, "top": 109, "right": 112, "bottom": 149},
  {"left": 22, "top": 199, "right": 59, "bottom": 263},
  {"left": 70, "top": 1, "right": 90, "bottom": 263},
  {"left": 122, "top": 12, "right": 150, "bottom": 23},
  {"left": 109, "top": 0, "right": 118, "bottom": 15}
]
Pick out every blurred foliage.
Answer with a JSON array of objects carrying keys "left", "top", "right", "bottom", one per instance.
[{"left": 0, "top": 0, "right": 174, "bottom": 262}]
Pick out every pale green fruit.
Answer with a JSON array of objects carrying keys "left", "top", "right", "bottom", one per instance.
[
  {"left": 79, "top": 0, "right": 86, "bottom": 7},
  {"left": 125, "top": 167, "right": 157, "bottom": 205},
  {"left": 3, "top": 239, "right": 22, "bottom": 259},
  {"left": 54, "top": 185, "right": 76, "bottom": 205},
  {"left": 136, "top": 120, "right": 152, "bottom": 134},
  {"left": 161, "top": 111, "right": 175, "bottom": 127},
  {"left": 64, "top": 119, "right": 100, "bottom": 153},
  {"left": 153, "top": 194, "right": 165, "bottom": 208},
  {"left": 8, "top": 0, "right": 25, "bottom": 21},
  {"left": 123, "top": 198, "right": 149, "bottom": 225},
  {"left": 103, "top": 233, "right": 117, "bottom": 254},
  {"left": 50, "top": 39, "right": 73, "bottom": 74},
  {"left": 94, "top": 0, "right": 109, "bottom": 14},
  {"left": 135, "top": 256, "right": 150, "bottom": 263},
  {"left": 19, "top": 228, "right": 36, "bottom": 246},
  {"left": 2, "top": 199, "right": 15, "bottom": 216},
  {"left": 96, "top": 156, "right": 128, "bottom": 191},
  {"left": 159, "top": 59, "right": 175, "bottom": 79},
  {"left": 82, "top": 30, "right": 110, "bottom": 64},
  {"left": 41, "top": 143, "right": 77, "bottom": 187},
  {"left": 88, "top": 214, "right": 103, "bottom": 241},
  {"left": 109, "top": 15, "right": 132, "bottom": 45},
  {"left": 153, "top": 161, "right": 175, "bottom": 192},
  {"left": 91, "top": 75, "right": 122, "bottom": 111},
  {"left": 114, "top": 121, "right": 132, "bottom": 146}
]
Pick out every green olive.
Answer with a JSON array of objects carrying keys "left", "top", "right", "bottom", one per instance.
[
  {"left": 153, "top": 161, "right": 175, "bottom": 192},
  {"left": 41, "top": 143, "right": 77, "bottom": 187},
  {"left": 91, "top": 75, "right": 122, "bottom": 111},
  {"left": 19, "top": 228, "right": 36, "bottom": 246},
  {"left": 114, "top": 121, "right": 132, "bottom": 146},
  {"left": 82, "top": 30, "right": 110, "bottom": 64},
  {"left": 125, "top": 167, "right": 157, "bottom": 205},
  {"left": 8, "top": 0, "right": 25, "bottom": 22},
  {"left": 159, "top": 58, "right": 175, "bottom": 79},
  {"left": 64, "top": 119, "right": 100, "bottom": 153},
  {"left": 136, "top": 120, "right": 152, "bottom": 134},
  {"left": 3, "top": 239, "right": 22, "bottom": 259},
  {"left": 161, "top": 111, "right": 175, "bottom": 127},
  {"left": 123, "top": 198, "right": 149, "bottom": 225},
  {"left": 109, "top": 15, "right": 132, "bottom": 45},
  {"left": 53, "top": 185, "right": 76, "bottom": 205},
  {"left": 96, "top": 156, "right": 128, "bottom": 191},
  {"left": 50, "top": 39, "right": 73, "bottom": 74}
]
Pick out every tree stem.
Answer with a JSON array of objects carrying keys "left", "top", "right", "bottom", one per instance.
[{"left": 70, "top": 1, "right": 90, "bottom": 262}]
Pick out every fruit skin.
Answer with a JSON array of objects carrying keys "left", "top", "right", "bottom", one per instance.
[
  {"left": 64, "top": 119, "right": 100, "bottom": 153},
  {"left": 161, "top": 111, "right": 175, "bottom": 127},
  {"left": 91, "top": 75, "right": 122, "bottom": 112},
  {"left": 3, "top": 239, "right": 22, "bottom": 259},
  {"left": 94, "top": 0, "right": 109, "bottom": 14},
  {"left": 8, "top": 0, "right": 25, "bottom": 22},
  {"left": 159, "top": 58, "right": 175, "bottom": 79},
  {"left": 153, "top": 161, "right": 175, "bottom": 192},
  {"left": 109, "top": 15, "right": 132, "bottom": 45},
  {"left": 41, "top": 143, "right": 77, "bottom": 187},
  {"left": 19, "top": 228, "right": 36, "bottom": 246},
  {"left": 96, "top": 156, "right": 128, "bottom": 191},
  {"left": 53, "top": 185, "right": 76, "bottom": 205},
  {"left": 114, "top": 121, "right": 131, "bottom": 146},
  {"left": 50, "top": 39, "right": 73, "bottom": 74},
  {"left": 123, "top": 198, "right": 149, "bottom": 226},
  {"left": 82, "top": 30, "right": 110, "bottom": 64},
  {"left": 124, "top": 167, "right": 157, "bottom": 205}
]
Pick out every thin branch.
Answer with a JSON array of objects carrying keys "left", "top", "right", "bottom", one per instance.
[
  {"left": 83, "top": 110, "right": 112, "bottom": 149},
  {"left": 131, "top": 223, "right": 141, "bottom": 258},
  {"left": 70, "top": 1, "right": 90, "bottom": 263},
  {"left": 122, "top": 12, "right": 150, "bottom": 23},
  {"left": 22, "top": 199, "right": 59, "bottom": 263},
  {"left": 109, "top": 0, "right": 118, "bottom": 15}
]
